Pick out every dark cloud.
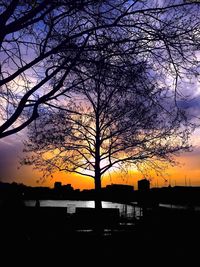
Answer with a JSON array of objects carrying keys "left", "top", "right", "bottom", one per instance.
[
  {"left": 0, "top": 136, "right": 23, "bottom": 182},
  {"left": 178, "top": 95, "right": 200, "bottom": 121},
  {"left": 179, "top": 96, "right": 200, "bottom": 110}
]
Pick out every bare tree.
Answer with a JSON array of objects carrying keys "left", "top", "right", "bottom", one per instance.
[
  {"left": 0, "top": 0, "right": 115, "bottom": 138},
  {"left": 1, "top": 1, "right": 200, "bottom": 139},
  {"left": 22, "top": 52, "right": 193, "bottom": 209}
]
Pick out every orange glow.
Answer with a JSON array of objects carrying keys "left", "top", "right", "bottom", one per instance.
[
  {"left": 1, "top": 134, "right": 199, "bottom": 189},
  {"left": 14, "top": 149, "right": 200, "bottom": 190}
]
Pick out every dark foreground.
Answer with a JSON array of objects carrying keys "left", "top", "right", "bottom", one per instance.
[{"left": 1, "top": 206, "right": 200, "bottom": 265}]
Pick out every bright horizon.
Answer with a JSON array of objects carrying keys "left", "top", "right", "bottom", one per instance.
[{"left": 0, "top": 129, "right": 199, "bottom": 190}]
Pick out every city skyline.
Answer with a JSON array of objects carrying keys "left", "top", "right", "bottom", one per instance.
[
  {"left": 0, "top": 129, "right": 199, "bottom": 190},
  {"left": 0, "top": 0, "right": 200, "bottom": 191}
]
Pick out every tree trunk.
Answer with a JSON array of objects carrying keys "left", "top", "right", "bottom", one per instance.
[
  {"left": 94, "top": 168, "right": 102, "bottom": 211},
  {"left": 94, "top": 95, "right": 102, "bottom": 211}
]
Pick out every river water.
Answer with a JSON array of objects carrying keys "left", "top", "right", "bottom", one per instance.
[{"left": 25, "top": 200, "right": 141, "bottom": 219}]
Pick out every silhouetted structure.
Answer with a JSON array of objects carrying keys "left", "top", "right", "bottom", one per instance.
[
  {"left": 106, "top": 184, "right": 134, "bottom": 192},
  {"left": 54, "top": 182, "right": 62, "bottom": 190},
  {"left": 138, "top": 179, "right": 150, "bottom": 191},
  {"left": 103, "top": 184, "right": 134, "bottom": 202},
  {"left": 53, "top": 182, "right": 74, "bottom": 199}
]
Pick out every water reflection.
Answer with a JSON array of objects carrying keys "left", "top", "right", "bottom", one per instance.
[{"left": 25, "top": 200, "right": 140, "bottom": 218}]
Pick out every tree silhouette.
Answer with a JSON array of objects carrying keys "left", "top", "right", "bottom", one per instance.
[
  {"left": 1, "top": 1, "right": 200, "bottom": 139},
  {"left": 23, "top": 50, "right": 192, "bottom": 209},
  {"left": 0, "top": 0, "right": 122, "bottom": 138}
]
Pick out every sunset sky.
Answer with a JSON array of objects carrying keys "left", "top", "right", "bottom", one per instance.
[
  {"left": 1, "top": 67, "right": 200, "bottom": 190},
  {"left": 0, "top": 0, "right": 200, "bottom": 191},
  {"left": 0, "top": 127, "right": 199, "bottom": 190},
  {"left": 1, "top": 73, "right": 200, "bottom": 190}
]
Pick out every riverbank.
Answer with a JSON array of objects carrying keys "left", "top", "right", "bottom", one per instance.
[{"left": 1, "top": 205, "right": 200, "bottom": 264}]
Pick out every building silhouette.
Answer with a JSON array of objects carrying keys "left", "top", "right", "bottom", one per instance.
[
  {"left": 105, "top": 184, "right": 134, "bottom": 193},
  {"left": 54, "top": 182, "right": 62, "bottom": 190},
  {"left": 138, "top": 178, "right": 150, "bottom": 191},
  {"left": 104, "top": 184, "right": 134, "bottom": 201}
]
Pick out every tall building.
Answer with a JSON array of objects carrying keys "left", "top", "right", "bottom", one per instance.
[{"left": 138, "top": 178, "right": 150, "bottom": 191}]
